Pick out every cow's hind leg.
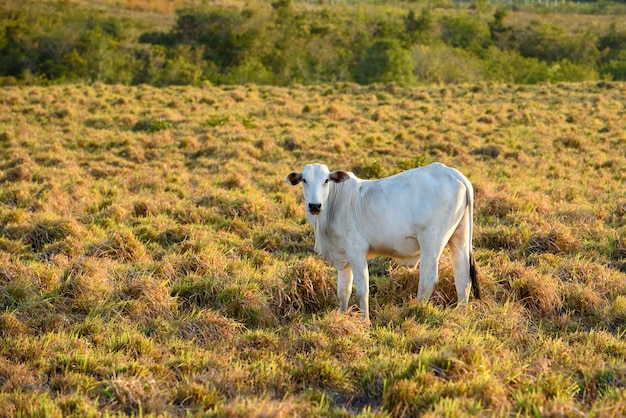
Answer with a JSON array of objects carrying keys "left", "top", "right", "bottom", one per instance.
[
  {"left": 337, "top": 265, "right": 353, "bottom": 313},
  {"left": 449, "top": 213, "right": 472, "bottom": 304},
  {"left": 417, "top": 233, "right": 447, "bottom": 302}
]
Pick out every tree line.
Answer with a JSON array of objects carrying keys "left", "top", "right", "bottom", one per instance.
[{"left": 1, "top": 0, "right": 625, "bottom": 86}]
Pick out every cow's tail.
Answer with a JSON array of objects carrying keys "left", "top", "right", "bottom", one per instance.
[
  {"left": 464, "top": 174, "right": 480, "bottom": 300},
  {"left": 470, "top": 249, "right": 480, "bottom": 300}
]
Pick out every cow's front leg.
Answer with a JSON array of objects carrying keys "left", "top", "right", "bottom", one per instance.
[
  {"left": 350, "top": 258, "right": 370, "bottom": 324},
  {"left": 337, "top": 265, "right": 353, "bottom": 313}
]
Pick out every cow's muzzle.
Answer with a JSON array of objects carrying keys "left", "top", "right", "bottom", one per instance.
[{"left": 308, "top": 203, "right": 322, "bottom": 214}]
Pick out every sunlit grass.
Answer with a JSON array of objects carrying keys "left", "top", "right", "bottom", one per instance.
[{"left": 0, "top": 81, "right": 625, "bottom": 415}]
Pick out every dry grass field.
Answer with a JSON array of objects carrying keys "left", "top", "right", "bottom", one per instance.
[{"left": 1, "top": 80, "right": 625, "bottom": 416}]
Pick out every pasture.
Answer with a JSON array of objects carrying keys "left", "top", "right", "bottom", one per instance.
[{"left": 1, "top": 81, "right": 625, "bottom": 416}]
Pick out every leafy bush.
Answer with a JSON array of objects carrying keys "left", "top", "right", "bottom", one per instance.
[
  {"left": 600, "top": 57, "right": 626, "bottom": 80},
  {"left": 355, "top": 39, "right": 416, "bottom": 86},
  {"left": 132, "top": 119, "right": 173, "bottom": 133},
  {"left": 548, "top": 60, "right": 599, "bottom": 82},
  {"left": 354, "top": 159, "right": 386, "bottom": 179},
  {"left": 481, "top": 47, "right": 599, "bottom": 84},
  {"left": 219, "top": 57, "right": 274, "bottom": 85},
  {"left": 412, "top": 43, "right": 484, "bottom": 84}
]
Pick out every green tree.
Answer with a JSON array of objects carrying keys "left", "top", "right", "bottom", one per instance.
[
  {"left": 404, "top": 8, "right": 434, "bottom": 45},
  {"left": 440, "top": 13, "right": 491, "bottom": 53},
  {"left": 78, "top": 27, "right": 134, "bottom": 83},
  {"left": 355, "top": 39, "right": 415, "bottom": 86},
  {"left": 0, "top": 14, "right": 35, "bottom": 79},
  {"left": 174, "top": 9, "right": 243, "bottom": 70},
  {"left": 489, "top": 8, "right": 513, "bottom": 50}
]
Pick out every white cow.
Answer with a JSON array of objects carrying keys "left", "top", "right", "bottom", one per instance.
[{"left": 285, "top": 162, "right": 480, "bottom": 323}]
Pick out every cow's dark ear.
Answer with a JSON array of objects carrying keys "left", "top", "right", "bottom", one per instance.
[
  {"left": 285, "top": 172, "right": 303, "bottom": 185},
  {"left": 329, "top": 170, "right": 351, "bottom": 183}
]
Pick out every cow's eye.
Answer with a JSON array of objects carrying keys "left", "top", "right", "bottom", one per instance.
[
  {"left": 302, "top": 178, "right": 307, "bottom": 184},
  {"left": 324, "top": 179, "right": 329, "bottom": 184}
]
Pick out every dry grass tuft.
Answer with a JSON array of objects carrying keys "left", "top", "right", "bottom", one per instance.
[
  {"left": 173, "top": 380, "right": 220, "bottom": 412},
  {"left": 470, "top": 144, "right": 500, "bottom": 159},
  {"left": 0, "top": 357, "right": 39, "bottom": 392},
  {"left": 607, "top": 201, "right": 626, "bottom": 227},
  {"left": 132, "top": 200, "right": 156, "bottom": 218},
  {"left": 237, "top": 329, "right": 282, "bottom": 359},
  {"left": 478, "top": 190, "right": 524, "bottom": 220},
  {"left": 178, "top": 309, "right": 244, "bottom": 344},
  {"left": 164, "top": 250, "right": 223, "bottom": 278},
  {"left": 475, "top": 224, "right": 527, "bottom": 252},
  {"left": 90, "top": 229, "right": 149, "bottom": 263},
  {"left": 431, "top": 262, "right": 458, "bottom": 307},
  {"left": 312, "top": 309, "right": 370, "bottom": 338},
  {"left": 5, "top": 216, "right": 78, "bottom": 253},
  {"left": 173, "top": 277, "right": 221, "bottom": 312},
  {"left": 608, "top": 228, "right": 626, "bottom": 264},
  {"left": 0, "top": 312, "right": 28, "bottom": 337},
  {"left": 374, "top": 263, "right": 420, "bottom": 307},
  {"left": 372, "top": 258, "right": 458, "bottom": 309},
  {"left": 501, "top": 262, "right": 563, "bottom": 316},
  {"left": 105, "top": 376, "right": 168, "bottom": 414},
  {"left": 115, "top": 271, "right": 177, "bottom": 321},
  {"left": 526, "top": 227, "right": 580, "bottom": 255},
  {"left": 2, "top": 165, "right": 31, "bottom": 182},
  {"left": 218, "top": 285, "right": 278, "bottom": 328},
  {"left": 383, "top": 378, "right": 431, "bottom": 417},
  {"left": 216, "top": 396, "right": 310, "bottom": 418},
  {"left": 0, "top": 254, "right": 41, "bottom": 309},
  {"left": 272, "top": 257, "right": 336, "bottom": 320},
  {"left": 60, "top": 258, "right": 116, "bottom": 313},
  {"left": 0, "top": 253, "right": 30, "bottom": 286},
  {"left": 254, "top": 224, "right": 313, "bottom": 253}
]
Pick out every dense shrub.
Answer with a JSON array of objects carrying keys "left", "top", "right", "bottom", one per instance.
[
  {"left": 597, "top": 27, "right": 626, "bottom": 80},
  {"left": 515, "top": 19, "right": 600, "bottom": 65}
]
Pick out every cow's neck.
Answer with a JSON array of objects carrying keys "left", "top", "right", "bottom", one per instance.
[
  {"left": 312, "top": 181, "right": 357, "bottom": 267},
  {"left": 317, "top": 182, "right": 342, "bottom": 233}
]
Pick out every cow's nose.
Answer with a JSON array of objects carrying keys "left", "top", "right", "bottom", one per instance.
[{"left": 308, "top": 203, "right": 322, "bottom": 214}]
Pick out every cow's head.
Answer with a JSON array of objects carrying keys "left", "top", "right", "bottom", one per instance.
[{"left": 285, "top": 164, "right": 351, "bottom": 215}]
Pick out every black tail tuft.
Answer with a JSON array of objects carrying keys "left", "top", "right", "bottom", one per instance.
[{"left": 470, "top": 251, "right": 480, "bottom": 300}]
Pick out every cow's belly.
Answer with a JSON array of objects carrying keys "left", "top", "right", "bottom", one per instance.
[{"left": 368, "top": 236, "right": 420, "bottom": 261}]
